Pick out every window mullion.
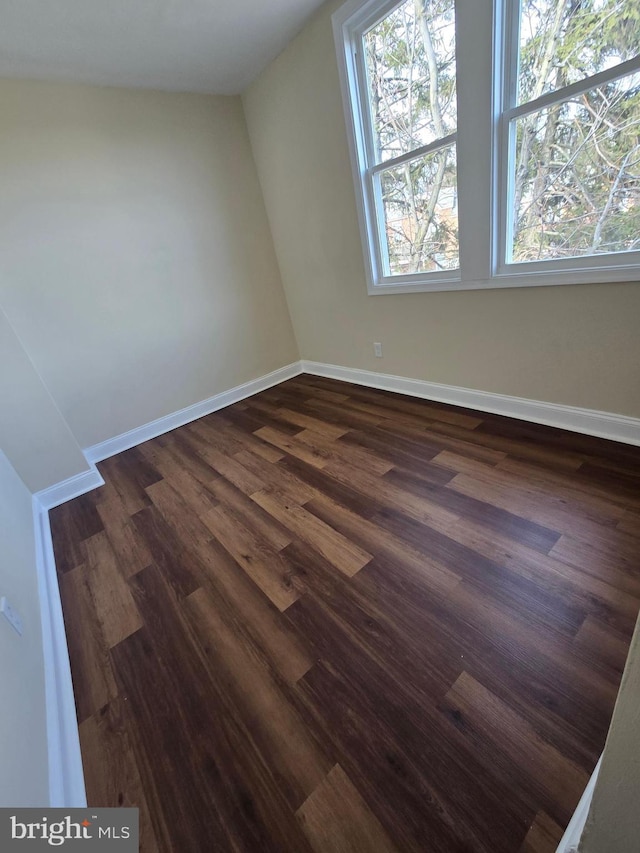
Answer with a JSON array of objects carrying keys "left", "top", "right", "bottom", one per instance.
[
  {"left": 370, "top": 133, "right": 458, "bottom": 176},
  {"left": 456, "top": 0, "right": 494, "bottom": 283},
  {"left": 507, "top": 54, "right": 640, "bottom": 123}
]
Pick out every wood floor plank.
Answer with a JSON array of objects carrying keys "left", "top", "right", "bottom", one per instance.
[
  {"left": 284, "top": 550, "right": 461, "bottom": 714},
  {"left": 296, "top": 764, "right": 398, "bottom": 853},
  {"left": 336, "top": 384, "right": 483, "bottom": 430},
  {"left": 84, "top": 532, "right": 143, "bottom": 648},
  {"left": 425, "top": 418, "right": 583, "bottom": 471},
  {"left": 339, "top": 428, "right": 456, "bottom": 485},
  {"left": 194, "top": 536, "right": 314, "bottom": 684},
  {"left": 273, "top": 407, "right": 350, "bottom": 440},
  {"left": 97, "top": 497, "right": 153, "bottom": 577},
  {"left": 138, "top": 440, "right": 219, "bottom": 517},
  {"left": 143, "top": 482, "right": 312, "bottom": 684},
  {"left": 353, "top": 558, "right": 604, "bottom": 771},
  {"left": 298, "top": 396, "right": 384, "bottom": 430},
  {"left": 122, "top": 564, "right": 317, "bottom": 852},
  {"left": 234, "top": 448, "right": 318, "bottom": 505},
  {"left": 97, "top": 448, "right": 162, "bottom": 516},
  {"left": 160, "top": 430, "right": 230, "bottom": 485},
  {"left": 472, "top": 416, "right": 630, "bottom": 468},
  {"left": 52, "top": 374, "right": 640, "bottom": 853},
  {"left": 251, "top": 489, "right": 373, "bottom": 577},
  {"left": 438, "top": 515, "right": 640, "bottom": 634},
  {"left": 58, "top": 564, "right": 118, "bottom": 723},
  {"left": 110, "top": 626, "right": 233, "bottom": 852},
  {"left": 369, "top": 505, "right": 583, "bottom": 638},
  {"left": 296, "top": 429, "right": 395, "bottom": 477},
  {"left": 294, "top": 656, "right": 531, "bottom": 853},
  {"left": 519, "top": 811, "right": 564, "bottom": 853},
  {"left": 383, "top": 466, "right": 561, "bottom": 554},
  {"left": 215, "top": 414, "right": 287, "bottom": 462},
  {"left": 306, "top": 492, "right": 460, "bottom": 595},
  {"left": 322, "top": 457, "right": 461, "bottom": 530},
  {"left": 438, "top": 451, "right": 627, "bottom": 525},
  {"left": 131, "top": 505, "right": 203, "bottom": 598},
  {"left": 439, "top": 671, "right": 590, "bottom": 825},
  {"left": 49, "top": 494, "right": 103, "bottom": 573},
  {"left": 187, "top": 416, "right": 246, "bottom": 457},
  {"left": 278, "top": 455, "right": 385, "bottom": 519},
  {"left": 497, "top": 455, "right": 637, "bottom": 515},
  {"left": 447, "top": 471, "right": 618, "bottom": 541},
  {"left": 550, "top": 530, "right": 640, "bottom": 583},
  {"left": 617, "top": 509, "right": 640, "bottom": 536},
  {"left": 338, "top": 395, "right": 453, "bottom": 432},
  {"left": 180, "top": 427, "right": 266, "bottom": 494},
  {"left": 254, "top": 425, "right": 331, "bottom": 470},
  {"left": 206, "top": 474, "right": 294, "bottom": 551},
  {"left": 145, "top": 478, "right": 216, "bottom": 549},
  {"left": 574, "top": 615, "right": 632, "bottom": 675},
  {"left": 578, "top": 461, "right": 640, "bottom": 501},
  {"left": 222, "top": 403, "right": 303, "bottom": 438},
  {"left": 291, "top": 384, "right": 350, "bottom": 404},
  {"left": 201, "top": 503, "right": 301, "bottom": 611},
  {"left": 79, "top": 697, "right": 163, "bottom": 853},
  {"left": 183, "top": 587, "right": 331, "bottom": 807}
]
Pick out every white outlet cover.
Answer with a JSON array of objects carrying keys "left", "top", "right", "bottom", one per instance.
[{"left": 1, "top": 596, "right": 23, "bottom": 636}]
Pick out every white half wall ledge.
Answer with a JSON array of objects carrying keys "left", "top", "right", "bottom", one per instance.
[
  {"left": 34, "top": 466, "right": 105, "bottom": 511},
  {"left": 84, "top": 361, "right": 304, "bottom": 464},
  {"left": 301, "top": 361, "right": 640, "bottom": 447},
  {"left": 33, "top": 497, "right": 87, "bottom": 808}
]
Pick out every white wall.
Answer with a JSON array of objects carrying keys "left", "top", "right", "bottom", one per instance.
[
  {"left": 0, "top": 79, "right": 299, "bottom": 452},
  {"left": 242, "top": 0, "right": 640, "bottom": 418},
  {"left": 0, "top": 307, "right": 89, "bottom": 492},
  {"left": 579, "top": 612, "right": 640, "bottom": 853},
  {"left": 0, "top": 451, "right": 49, "bottom": 806}
]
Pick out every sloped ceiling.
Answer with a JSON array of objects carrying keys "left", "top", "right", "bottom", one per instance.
[{"left": 0, "top": 0, "right": 328, "bottom": 94}]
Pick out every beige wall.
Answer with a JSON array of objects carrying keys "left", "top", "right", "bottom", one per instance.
[
  {"left": 0, "top": 79, "right": 299, "bottom": 451},
  {"left": 0, "top": 451, "right": 49, "bottom": 805},
  {"left": 242, "top": 0, "right": 640, "bottom": 418},
  {"left": 580, "top": 613, "right": 640, "bottom": 853},
  {"left": 0, "top": 307, "right": 88, "bottom": 492}
]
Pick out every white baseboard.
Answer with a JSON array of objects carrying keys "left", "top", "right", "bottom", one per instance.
[
  {"left": 85, "top": 361, "right": 303, "bottom": 464},
  {"left": 301, "top": 361, "right": 640, "bottom": 447},
  {"left": 33, "top": 497, "right": 87, "bottom": 808},
  {"left": 556, "top": 756, "right": 601, "bottom": 853},
  {"left": 35, "top": 466, "right": 105, "bottom": 511}
]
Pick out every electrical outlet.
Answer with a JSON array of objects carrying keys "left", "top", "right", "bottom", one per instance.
[
  {"left": 374, "top": 342, "right": 383, "bottom": 357},
  {"left": 1, "top": 597, "right": 23, "bottom": 636}
]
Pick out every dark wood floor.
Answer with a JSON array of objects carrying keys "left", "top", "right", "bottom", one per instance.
[{"left": 49, "top": 375, "right": 640, "bottom": 853}]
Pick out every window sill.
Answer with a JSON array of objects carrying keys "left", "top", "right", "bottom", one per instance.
[{"left": 367, "top": 265, "right": 640, "bottom": 295}]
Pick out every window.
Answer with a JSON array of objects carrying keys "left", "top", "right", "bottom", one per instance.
[
  {"left": 333, "top": 0, "right": 640, "bottom": 294},
  {"left": 335, "top": 0, "right": 460, "bottom": 291},
  {"left": 501, "top": 0, "right": 640, "bottom": 272}
]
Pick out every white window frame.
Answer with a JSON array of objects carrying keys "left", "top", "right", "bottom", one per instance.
[
  {"left": 497, "top": 1, "right": 640, "bottom": 282},
  {"left": 333, "top": 0, "right": 640, "bottom": 295},
  {"left": 333, "top": 0, "right": 462, "bottom": 294}
]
